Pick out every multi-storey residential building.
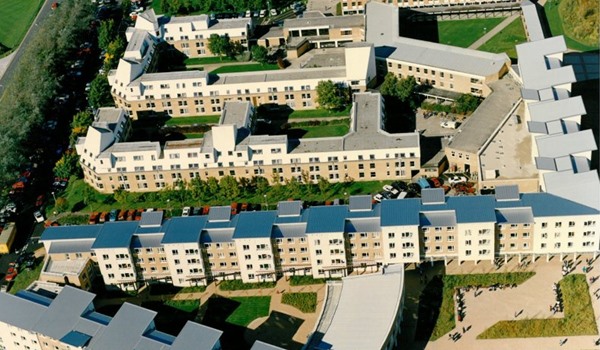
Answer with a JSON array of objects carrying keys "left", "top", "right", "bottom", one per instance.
[
  {"left": 75, "top": 93, "right": 421, "bottom": 193},
  {"left": 0, "top": 285, "right": 222, "bottom": 350},
  {"left": 383, "top": 0, "right": 518, "bottom": 8},
  {"left": 366, "top": 1, "right": 510, "bottom": 97},
  {"left": 40, "top": 185, "right": 599, "bottom": 290},
  {"left": 162, "top": 13, "right": 253, "bottom": 58}
]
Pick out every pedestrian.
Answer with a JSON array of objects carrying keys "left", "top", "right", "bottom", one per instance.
[{"left": 462, "top": 326, "right": 466, "bottom": 334}]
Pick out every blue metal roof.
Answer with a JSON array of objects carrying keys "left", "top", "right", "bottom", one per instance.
[
  {"left": 60, "top": 331, "right": 92, "bottom": 348},
  {"left": 306, "top": 206, "right": 347, "bottom": 233},
  {"left": 380, "top": 199, "right": 421, "bottom": 226},
  {"left": 233, "top": 211, "right": 277, "bottom": 239},
  {"left": 519, "top": 192, "right": 600, "bottom": 217},
  {"left": 91, "top": 221, "right": 138, "bottom": 249},
  {"left": 40, "top": 225, "right": 102, "bottom": 241},
  {"left": 162, "top": 216, "right": 207, "bottom": 244},
  {"left": 447, "top": 196, "right": 497, "bottom": 223}
]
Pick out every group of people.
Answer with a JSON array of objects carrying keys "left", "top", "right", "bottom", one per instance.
[
  {"left": 561, "top": 260, "right": 574, "bottom": 276},
  {"left": 456, "top": 289, "right": 466, "bottom": 321},
  {"left": 550, "top": 282, "right": 564, "bottom": 314}
]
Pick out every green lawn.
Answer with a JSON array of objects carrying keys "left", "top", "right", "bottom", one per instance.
[
  {"left": 288, "top": 106, "right": 352, "bottom": 119},
  {"left": 165, "top": 115, "right": 220, "bottom": 126},
  {"left": 478, "top": 18, "right": 527, "bottom": 60},
  {"left": 438, "top": 18, "right": 506, "bottom": 48},
  {"left": 9, "top": 262, "right": 43, "bottom": 295},
  {"left": 184, "top": 133, "right": 205, "bottom": 139},
  {"left": 184, "top": 56, "right": 238, "bottom": 65},
  {"left": 282, "top": 292, "right": 318, "bottom": 313},
  {"left": 165, "top": 299, "right": 200, "bottom": 313},
  {"left": 288, "top": 124, "right": 350, "bottom": 138},
  {"left": 226, "top": 296, "right": 271, "bottom": 326},
  {"left": 478, "top": 274, "right": 598, "bottom": 338},
  {"left": 289, "top": 275, "right": 326, "bottom": 286},
  {"left": 219, "top": 279, "right": 276, "bottom": 291},
  {"left": 430, "top": 272, "right": 536, "bottom": 340},
  {"left": 0, "top": 0, "right": 43, "bottom": 50},
  {"left": 544, "top": 0, "right": 599, "bottom": 51},
  {"left": 210, "top": 63, "right": 280, "bottom": 74}
]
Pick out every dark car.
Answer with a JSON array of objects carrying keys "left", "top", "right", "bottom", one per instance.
[
  {"left": 99, "top": 212, "right": 109, "bottom": 223},
  {"left": 109, "top": 209, "right": 119, "bottom": 222},
  {"left": 391, "top": 181, "right": 408, "bottom": 192},
  {"left": 89, "top": 212, "right": 100, "bottom": 225},
  {"left": 118, "top": 209, "right": 128, "bottom": 221},
  {"left": 35, "top": 194, "right": 45, "bottom": 207}
]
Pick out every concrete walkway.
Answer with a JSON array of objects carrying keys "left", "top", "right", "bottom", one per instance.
[
  {"left": 468, "top": 14, "right": 520, "bottom": 50},
  {"left": 425, "top": 256, "right": 600, "bottom": 350}
]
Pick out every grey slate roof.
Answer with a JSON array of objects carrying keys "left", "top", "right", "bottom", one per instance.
[
  {"left": 140, "top": 211, "right": 164, "bottom": 227},
  {"left": 542, "top": 171, "right": 600, "bottom": 211},
  {"left": 47, "top": 240, "right": 95, "bottom": 254},
  {"left": 345, "top": 218, "right": 380, "bottom": 233},
  {"left": 251, "top": 340, "right": 284, "bottom": 350},
  {"left": 277, "top": 201, "right": 303, "bottom": 216},
  {"left": 495, "top": 208, "right": 534, "bottom": 224},
  {"left": 521, "top": 0, "right": 545, "bottom": 41},
  {"left": 535, "top": 129, "right": 597, "bottom": 158},
  {"left": 349, "top": 195, "right": 372, "bottom": 211},
  {"left": 420, "top": 211, "right": 456, "bottom": 227},
  {"left": 494, "top": 184, "right": 520, "bottom": 201},
  {"left": 527, "top": 96, "right": 586, "bottom": 124},
  {"left": 284, "top": 13, "right": 364, "bottom": 29},
  {"left": 421, "top": 188, "right": 445, "bottom": 205},
  {"left": 208, "top": 206, "right": 231, "bottom": 222},
  {"left": 89, "top": 303, "right": 155, "bottom": 350},
  {"left": 170, "top": 322, "right": 223, "bottom": 350},
  {"left": 233, "top": 211, "right": 277, "bottom": 239}
]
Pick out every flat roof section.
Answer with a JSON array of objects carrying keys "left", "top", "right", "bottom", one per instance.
[
  {"left": 219, "top": 101, "right": 250, "bottom": 126},
  {"left": 535, "top": 129, "right": 597, "bottom": 158},
  {"left": 521, "top": 0, "right": 545, "bottom": 42},
  {"left": 527, "top": 96, "right": 586, "bottom": 124},
  {"left": 284, "top": 13, "right": 364, "bottom": 29}
]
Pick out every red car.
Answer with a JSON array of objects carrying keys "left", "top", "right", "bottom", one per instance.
[
  {"left": 35, "top": 194, "right": 45, "bottom": 207},
  {"left": 5, "top": 264, "right": 17, "bottom": 282}
]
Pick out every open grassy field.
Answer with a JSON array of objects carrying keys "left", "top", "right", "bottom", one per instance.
[
  {"left": 226, "top": 296, "right": 271, "bottom": 327},
  {"left": 430, "top": 272, "right": 535, "bottom": 340},
  {"left": 184, "top": 56, "right": 238, "bottom": 65},
  {"left": 544, "top": 0, "right": 599, "bottom": 51},
  {"left": 438, "top": 18, "right": 506, "bottom": 48},
  {"left": 165, "top": 115, "right": 220, "bottom": 126},
  {"left": 478, "top": 274, "right": 598, "bottom": 338},
  {"left": 0, "top": 0, "right": 43, "bottom": 51},
  {"left": 210, "top": 63, "right": 280, "bottom": 74},
  {"left": 284, "top": 123, "right": 350, "bottom": 139},
  {"left": 478, "top": 18, "right": 527, "bottom": 60}
]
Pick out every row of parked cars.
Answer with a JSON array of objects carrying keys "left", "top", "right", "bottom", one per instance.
[
  {"left": 373, "top": 175, "right": 471, "bottom": 202},
  {"left": 4, "top": 252, "right": 36, "bottom": 284}
]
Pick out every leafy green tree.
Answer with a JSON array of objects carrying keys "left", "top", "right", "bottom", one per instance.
[
  {"left": 55, "top": 197, "right": 68, "bottom": 213},
  {"left": 113, "top": 188, "right": 129, "bottom": 204},
  {"left": 454, "top": 94, "right": 481, "bottom": 114},
  {"left": 88, "top": 75, "right": 114, "bottom": 109},
  {"left": 318, "top": 177, "right": 331, "bottom": 195},
  {"left": 104, "top": 36, "right": 126, "bottom": 69},
  {"left": 207, "top": 34, "right": 232, "bottom": 60},
  {"left": 397, "top": 75, "right": 418, "bottom": 106},
  {"left": 316, "top": 80, "right": 350, "bottom": 110},
  {"left": 69, "top": 110, "right": 94, "bottom": 145},
  {"left": 207, "top": 177, "right": 220, "bottom": 196},
  {"left": 219, "top": 176, "right": 240, "bottom": 199},
  {"left": 251, "top": 45, "right": 268, "bottom": 64},
  {"left": 53, "top": 152, "right": 81, "bottom": 179},
  {"left": 253, "top": 176, "right": 269, "bottom": 194},
  {"left": 380, "top": 73, "right": 400, "bottom": 97},
  {"left": 190, "top": 177, "right": 208, "bottom": 200},
  {"left": 98, "top": 19, "right": 116, "bottom": 51}
]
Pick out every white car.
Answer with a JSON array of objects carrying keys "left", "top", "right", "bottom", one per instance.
[
  {"left": 270, "top": 9, "right": 278, "bottom": 16},
  {"left": 382, "top": 185, "right": 399, "bottom": 196},
  {"left": 448, "top": 175, "right": 468, "bottom": 185},
  {"left": 259, "top": 9, "right": 266, "bottom": 17},
  {"left": 373, "top": 194, "right": 383, "bottom": 202},
  {"left": 33, "top": 211, "right": 45, "bottom": 223},
  {"left": 182, "top": 207, "right": 191, "bottom": 217}
]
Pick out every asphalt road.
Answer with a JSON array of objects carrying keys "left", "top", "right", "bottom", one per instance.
[{"left": 0, "top": 0, "right": 55, "bottom": 97}]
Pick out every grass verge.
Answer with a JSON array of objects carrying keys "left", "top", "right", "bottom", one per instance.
[
  {"left": 184, "top": 56, "right": 237, "bottom": 65},
  {"left": 477, "top": 274, "right": 598, "bottom": 338},
  {"left": 184, "top": 132, "right": 205, "bottom": 139},
  {"left": 288, "top": 106, "right": 352, "bottom": 119},
  {"left": 289, "top": 275, "right": 326, "bottom": 286},
  {"left": 219, "top": 279, "right": 276, "bottom": 291},
  {"left": 165, "top": 299, "right": 200, "bottom": 313},
  {"left": 210, "top": 63, "right": 280, "bottom": 74},
  {"left": 430, "top": 272, "right": 535, "bottom": 340},
  {"left": 165, "top": 115, "right": 220, "bottom": 126},
  {"left": 9, "top": 262, "right": 43, "bottom": 295},
  {"left": 282, "top": 292, "right": 317, "bottom": 313},
  {"left": 286, "top": 124, "right": 349, "bottom": 138},
  {"left": 544, "top": 0, "right": 598, "bottom": 51},
  {"left": 438, "top": 18, "right": 506, "bottom": 48},
  {"left": 226, "top": 296, "right": 271, "bottom": 326},
  {"left": 0, "top": 0, "right": 43, "bottom": 49},
  {"left": 478, "top": 18, "right": 527, "bottom": 60}
]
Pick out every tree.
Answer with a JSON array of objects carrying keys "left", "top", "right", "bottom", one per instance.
[
  {"left": 316, "top": 80, "right": 350, "bottom": 110},
  {"left": 380, "top": 73, "right": 400, "bottom": 98},
  {"left": 207, "top": 177, "right": 220, "bottom": 196},
  {"left": 397, "top": 76, "right": 418, "bottom": 106},
  {"left": 104, "top": 36, "right": 126, "bottom": 69},
  {"left": 219, "top": 176, "right": 240, "bottom": 199},
  {"left": 55, "top": 197, "right": 68, "bottom": 213},
  {"left": 54, "top": 152, "right": 81, "bottom": 179},
  {"left": 253, "top": 176, "right": 269, "bottom": 194},
  {"left": 207, "top": 34, "right": 232, "bottom": 60},
  {"left": 251, "top": 45, "right": 269, "bottom": 64},
  {"left": 454, "top": 94, "right": 481, "bottom": 115},
  {"left": 88, "top": 75, "right": 114, "bottom": 109},
  {"left": 318, "top": 177, "right": 331, "bottom": 195},
  {"left": 98, "top": 19, "right": 116, "bottom": 51}
]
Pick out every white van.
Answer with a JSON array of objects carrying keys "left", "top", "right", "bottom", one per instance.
[{"left": 440, "top": 121, "right": 459, "bottom": 129}]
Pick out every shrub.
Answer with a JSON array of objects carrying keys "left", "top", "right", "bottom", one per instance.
[{"left": 282, "top": 292, "right": 318, "bottom": 313}]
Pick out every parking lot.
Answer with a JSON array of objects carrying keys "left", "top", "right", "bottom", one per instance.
[{"left": 416, "top": 107, "right": 461, "bottom": 138}]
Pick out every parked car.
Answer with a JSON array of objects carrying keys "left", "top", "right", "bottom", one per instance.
[
  {"left": 373, "top": 193, "right": 383, "bottom": 202},
  {"left": 182, "top": 207, "right": 192, "bottom": 217},
  {"left": 89, "top": 212, "right": 100, "bottom": 225},
  {"left": 448, "top": 175, "right": 468, "bottom": 185},
  {"left": 270, "top": 8, "right": 278, "bottom": 16},
  {"left": 109, "top": 209, "right": 119, "bottom": 222},
  {"left": 383, "top": 185, "right": 400, "bottom": 196},
  {"left": 33, "top": 211, "right": 45, "bottom": 223},
  {"left": 99, "top": 212, "right": 109, "bottom": 223},
  {"left": 35, "top": 194, "right": 45, "bottom": 207},
  {"left": 440, "top": 121, "right": 459, "bottom": 129},
  {"left": 127, "top": 209, "right": 137, "bottom": 221},
  {"left": 429, "top": 177, "right": 442, "bottom": 188},
  {"left": 259, "top": 9, "right": 266, "bottom": 17},
  {"left": 202, "top": 206, "right": 211, "bottom": 215},
  {"left": 4, "top": 264, "right": 17, "bottom": 282},
  {"left": 134, "top": 209, "right": 144, "bottom": 221},
  {"left": 241, "top": 203, "right": 249, "bottom": 211},
  {"left": 118, "top": 209, "right": 128, "bottom": 221},
  {"left": 231, "top": 203, "right": 240, "bottom": 215}
]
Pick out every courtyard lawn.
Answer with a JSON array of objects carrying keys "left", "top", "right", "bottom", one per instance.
[
  {"left": 9, "top": 262, "right": 43, "bottom": 295},
  {"left": 0, "top": 0, "right": 43, "bottom": 51},
  {"left": 478, "top": 274, "right": 598, "bottom": 339},
  {"left": 438, "top": 18, "right": 506, "bottom": 48},
  {"left": 285, "top": 124, "right": 350, "bottom": 139},
  {"left": 210, "top": 63, "right": 280, "bottom": 74},
  {"left": 219, "top": 280, "right": 276, "bottom": 291},
  {"left": 544, "top": 0, "right": 599, "bottom": 51},
  {"left": 288, "top": 106, "right": 352, "bottom": 119},
  {"left": 430, "top": 272, "right": 535, "bottom": 340},
  {"left": 478, "top": 18, "right": 527, "bottom": 60},
  {"left": 184, "top": 56, "right": 237, "bottom": 65},
  {"left": 165, "top": 299, "right": 200, "bottom": 313},
  {"left": 281, "top": 292, "right": 318, "bottom": 313},
  {"left": 165, "top": 115, "right": 221, "bottom": 126},
  {"left": 226, "top": 296, "right": 271, "bottom": 327},
  {"left": 183, "top": 132, "right": 205, "bottom": 139}
]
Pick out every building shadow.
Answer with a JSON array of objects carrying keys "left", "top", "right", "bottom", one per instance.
[
  {"left": 246, "top": 311, "right": 305, "bottom": 350},
  {"left": 398, "top": 8, "right": 439, "bottom": 43},
  {"left": 572, "top": 78, "right": 600, "bottom": 175}
]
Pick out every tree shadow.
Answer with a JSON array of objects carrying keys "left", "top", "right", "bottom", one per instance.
[
  {"left": 200, "top": 296, "right": 249, "bottom": 349},
  {"left": 414, "top": 275, "right": 444, "bottom": 341}
]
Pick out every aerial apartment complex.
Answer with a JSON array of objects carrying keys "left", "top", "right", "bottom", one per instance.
[
  {"left": 0, "top": 285, "right": 222, "bottom": 350},
  {"left": 76, "top": 93, "right": 421, "bottom": 193},
  {"left": 40, "top": 186, "right": 599, "bottom": 291}
]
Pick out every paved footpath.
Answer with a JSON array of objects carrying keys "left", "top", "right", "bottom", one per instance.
[
  {"left": 426, "top": 256, "right": 600, "bottom": 350},
  {"left": 468, "top": 14, "right": 520, "bottom": 50}
]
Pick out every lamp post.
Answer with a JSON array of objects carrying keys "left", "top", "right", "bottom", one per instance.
[
  {"left": 263, "top": 194, "right": 268, "bottom": 211},
  {"left": 166, "top": 199, "right": 172, "bottom": 217}
]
